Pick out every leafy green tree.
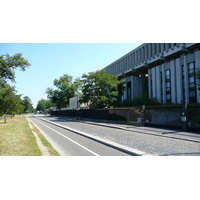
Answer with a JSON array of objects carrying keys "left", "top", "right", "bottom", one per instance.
[
  {"left": 36, "top": 99, "right": 54, "bottom": 111},
  {"left": 0, "top": 53, "right": 31, "bottom": 85},
  {"left": 46, "top": 74, "right": 81, "bottom": 109},
  {"left": 36, "top": 100, "right": 46, "bottom": 111},
  {"left": 81, "top": 70, "right": 123, "bottom": 109},
  {"left": 0, "top": 53, "right": 31, "bottom": 121},
  {"left": 74, "top": 77, "right": 83, "bottom": 96},
  {"left": 22, "top": 96, "right": 34, "bottom": 113},
  {"left": 0, "top": 86, "right": 24, "bottom": 123}
]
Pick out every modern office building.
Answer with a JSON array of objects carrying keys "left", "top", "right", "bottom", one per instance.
[{"left": 103, "top": 43, "right": 200, "bottom": 104}]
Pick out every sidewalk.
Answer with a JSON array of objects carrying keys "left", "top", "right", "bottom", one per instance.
[
  {"left": 41, "top": 115, "right": 200, "bottom": 156},
  {"left": 78, "top": 118, "right": 200, "bottom": 143}
]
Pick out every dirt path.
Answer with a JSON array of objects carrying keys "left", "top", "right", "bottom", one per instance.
[{"left": 27, "top": 118, "right": 51, "bottom": 156}]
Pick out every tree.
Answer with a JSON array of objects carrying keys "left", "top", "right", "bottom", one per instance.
[
  {"left": 22, "top": 96, "right": 34, "bottom": 113},
  {"left": 0, "top": 86, "right": 24, "bottom": 123},
  {"left": 36, "top": 99, "right": 54, "bottom": 111},
  {"left": 81, "top": 70, "right": 124, "bottom": 109},
  {"left": 0, "top": 53, "right": 31, "bottom": 85},
  {"left": 46, "top": 74, "right": 81, "bottom": 109},
  {"left": 0, "top": 53, "right": 31, "bottom": 120}
]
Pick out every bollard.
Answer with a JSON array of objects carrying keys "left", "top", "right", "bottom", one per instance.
[{"left": 181, "top": 100, "right": 188, "bottom": 131}]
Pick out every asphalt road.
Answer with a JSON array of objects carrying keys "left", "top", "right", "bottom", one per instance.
[
  {"left": 28, "top": 115, "right": 132, "bottom": 156},
  {"left": 29, "top": 115, "right": 200, "bottom": 156}
]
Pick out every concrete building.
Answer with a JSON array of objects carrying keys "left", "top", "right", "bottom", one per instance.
[{"left": 103, "top": 43, "right": 200, "bottom": 104}]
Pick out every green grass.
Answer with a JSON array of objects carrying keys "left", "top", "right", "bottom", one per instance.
[
  {"left": 0, "top": 115, "right": 60, "bottom": 156},
  {"left": 28, "top": 119, "right": 60, "bottom": 156}
]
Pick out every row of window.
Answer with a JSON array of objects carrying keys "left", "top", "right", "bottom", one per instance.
[
  {"left": 150, "top": 62, "right": 197, "bottom": 103},
  {"left": 106, "top": 43, "right": 179, "bottom": 76},
  {"left": 188, "top": 62, "right": 196, "bottom": 102}
]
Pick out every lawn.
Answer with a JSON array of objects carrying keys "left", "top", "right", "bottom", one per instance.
[{"left": 0, "top": 115, "right": 60, "bottom": 156}]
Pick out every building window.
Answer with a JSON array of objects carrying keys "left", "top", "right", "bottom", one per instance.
[
  {"left": 127, "top": 82, "right": 131, "bottom": 99},
  {"left": 165, "top": 69, "right": 171, "bottom": 103},
  {"left": 150, "top": 74, "right": 153, "bottom": 97},
  {"left": 188, "top": 62, "right": 197, "bottom": 103}
]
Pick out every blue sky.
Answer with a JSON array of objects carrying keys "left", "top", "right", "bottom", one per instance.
[{"left": 0, "top": 43, "right": 142, "bottom": 108}]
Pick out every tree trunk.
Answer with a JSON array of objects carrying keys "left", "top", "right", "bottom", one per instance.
[{"left": 4, "top": 114, "right": 7, "bottom": 123}]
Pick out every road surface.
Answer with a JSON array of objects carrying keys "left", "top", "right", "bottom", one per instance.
[{"left": 28, "top": 115, "right": 133, "bottom": 156}]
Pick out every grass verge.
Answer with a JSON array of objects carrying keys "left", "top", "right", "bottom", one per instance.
[
  {"left": 27, "top": 118, "right": 60, "bottom": 156},
  {"left": 0, "top": 115, "right": 60, "bottom": 156}
]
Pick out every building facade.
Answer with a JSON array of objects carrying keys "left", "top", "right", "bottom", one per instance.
[{"left": 103, "top": 43, "right": 200, "bottom": 104}]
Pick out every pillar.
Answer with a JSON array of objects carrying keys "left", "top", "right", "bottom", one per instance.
[
  {"left": 183, "top": 54, "right": 189, "bottom": 102},
  {"left": 175, "top": 58, "right": 183, "bottom": 103},
  {"left": 156, "top": 65, "right": 161, "bottom": 101},
  {"left": 152, "top": 67, "right": 156, "bottom": 97},
  {"left": 195, "top": 49, "right": 200, "bottom": 103},
  {"left": 148, "top": 69, "right": 152, "bottom": 98},
  {"left": 170, "top": 59, "right": 176, "bottom": 103},
  {"left": 161, "top": 63, "right": 166, "bottom": 103}
]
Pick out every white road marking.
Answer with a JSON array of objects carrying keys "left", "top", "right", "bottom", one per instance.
[
  {"left": 37, "top": 116, "right": 151, "bottom": 156},
  {"left": 33, "top": 118, "right": 100, "bottom": 156}
]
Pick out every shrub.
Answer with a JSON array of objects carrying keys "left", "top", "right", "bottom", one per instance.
[
  {"left": 191, "top": 115, "right": 200, "bottom": 123},
  {"left": 121, "top": 94, "right": 161, "bottom": 107}
]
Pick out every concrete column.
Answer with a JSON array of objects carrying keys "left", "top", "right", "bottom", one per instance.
[
  {"left": 117, "top": 62, "right": 119, "bottom": 75},
  {"left": 156, "top": 65, "right": 161, "bottom": 101},
  {"left": 152, "top": 43, "right": 155, "bottom": 57},
  {"left": 123, "top": 78, "right": 127, "bottom": 100},
  {"left": 131, "top": 75, "right": 134, "bottom": 99},
  {"left": 195, "top": 50, "right": 200, "bottom": 103},
  {"left": 161, "top": 63, "right": 166, "bottom": 103},
  {"left": 145, "top": 45, "right": 147, "bottom": 60},
  {"left": 130, "top": 54, "right": 133, "bottom": 67},
  {"left": 135, "top": 51, "right": 138, "bottom": 65},
  {"left": 138, "top": 49, "right": 140, "bottom": 64},
  {"left": 166, "top": 43, "right": 169, "bottom": 51},
  {"left": 161, "top": 43, "right": 164, "bottom": 52},
  {"left": 183, "top": 54, "right": 189, "bottom": 102},
  {"left": 175, "top": 58, "right": 183, "bottom": 103},
  {"left": 148, "top": 44, "right": 151, "bottom": 59},
  {"left": 156, "top": 43, "right": 159, "bottom": 55},
  {"left": 148, "top": 69, "right": 152, "bottom": 98},
  {"left": 131, "top": 75, "right": 141, "bottom": 98},
  {"left": 141, "top": 47, "right": 144, "bottom": 61},
  {"left": 152, "top": 67, "right": 156, "bottom": 97},
  {"left": 170, "top": 59, "right": 176, "bottom": 103}
]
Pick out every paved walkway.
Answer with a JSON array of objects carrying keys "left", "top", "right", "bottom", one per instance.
[
  {"left": 80, "top": 118, "right": 200, "bottom": 143},
  {"left": 41, "top": 115, "right": 200, "bottom": 156}
]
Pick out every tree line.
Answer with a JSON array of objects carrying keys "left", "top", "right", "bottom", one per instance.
[
  {"left": 41, "top": 68, "right": 200, "bottom": 111},
  {"left": 43, "top": 70, "right": 125, "bottom": 110},
  {"left": 0, "top": 53, "right": 34, "bottom": 123}
]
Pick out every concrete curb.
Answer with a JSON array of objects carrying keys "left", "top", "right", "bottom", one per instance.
[{"left": 37, "top": 116, "right": 153, "bottom": 156}]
